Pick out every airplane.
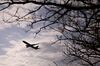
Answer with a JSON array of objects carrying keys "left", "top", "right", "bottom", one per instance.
[{"left": 22, "top": 41, "right": 39, "bottom": 50}]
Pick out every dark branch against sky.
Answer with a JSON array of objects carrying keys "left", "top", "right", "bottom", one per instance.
[{"left": 0, "top": 0, "right": 100, "bottom": 10}]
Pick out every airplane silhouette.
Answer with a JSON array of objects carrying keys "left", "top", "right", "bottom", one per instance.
[{"left": 22, "top": 41, "right": 39, "bottom": 50}]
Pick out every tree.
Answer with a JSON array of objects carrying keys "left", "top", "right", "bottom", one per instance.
[{"left": 0, "top": 0, "right": 100, "bottom": 66}]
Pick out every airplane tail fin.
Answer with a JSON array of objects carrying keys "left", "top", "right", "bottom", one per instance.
[{"left": 32, "top": 43, "right": 39, "bottom": 45}]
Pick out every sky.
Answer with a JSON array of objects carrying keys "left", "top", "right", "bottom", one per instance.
[
  {"left": 0, "top": 7, "right": 66, "bottom": 65},
  {"left": 0, "top": 2, "right": 82, "bottom": 66},
  {"left": 0, "top": 23, "right": 67, "bottom": 66}
]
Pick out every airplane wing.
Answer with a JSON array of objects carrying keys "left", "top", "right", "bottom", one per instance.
[{"left": 22, "top": 41, "right": 30, "bottom": 45}]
